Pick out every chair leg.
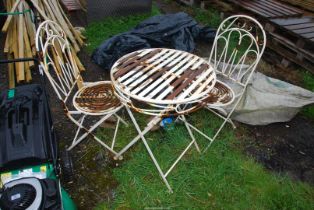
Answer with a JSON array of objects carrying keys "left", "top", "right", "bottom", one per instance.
[
  {"left": 114, "top": 113, "right": 128, "bottom": 126},
  {"left": 67, "top": 113, "right": 114, "bottom": 151},
  {"left": 111, "top": 118, "right": 120, "bottom": 149},
  {"left": 206, "top": 107, "right": 236, "bottom": 129},
  {"left": 181, "top": 119, "right": 214, "bottom": 143},
  {"left": 229, "top": 119, "right": 236, "bottom": 129},
  {"left": 72, "top": 115, "right": 86, "bottom": 146},
  {"left": 203, "top": 117, "right": 230, "bottom": 153}
]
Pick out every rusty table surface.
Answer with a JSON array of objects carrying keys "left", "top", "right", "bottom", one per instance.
[{"left": 110, "top": 48, "right": 217, "bottom": 106}]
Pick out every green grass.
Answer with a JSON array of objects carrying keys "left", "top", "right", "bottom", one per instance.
[
  {"left": 301, "top": 71, "right": 314, "bottom": 119},
  {"left": 85, "top": 5, "right": 160, "bottom": 53},
  {"left": 193, "top": 7, "right": 221, "bottom": 28},
  {"left": 94, "top": 110, "right": 314, "bottom": 210}
]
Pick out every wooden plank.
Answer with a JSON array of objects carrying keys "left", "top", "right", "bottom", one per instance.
[
  {"left": 17, "top": 2, "right": 25, "bottom": 82},
  {"left": 285, "top": 23, "right": 314, "bottom": 30},
  {"left": 248, "top": 1, "right": 286, "bottom": 17},
  {"left": 261, "top": 0, "right": 303, "bottom": 14},
  {"left": 269, "top": 32, "right": 314, "bottom": 58},
  {"left": 1, "top": 0, "right": 21, "bottom": 32},
  {"left": 294, "top": 27, "right": 314, "bottom": 34},
  {"left": 256, "top": 1, "right": 291, "bottom": 16},
  {"left": 232, "top": 0, "right": 303, "bottom": 18},
  {"left": 272, "top": 17, "right": 313, "bottom": 26},
  {"left": 279, "top": 0, "right": 314, "bottom": 13},
  {"left": 259, "top": 0, "right": 301, "bottom": 16},
  {"left": 268, "top": 39, "right": 314, "bottom": 73},
  {"left": 302, "top": 33, "right": 314, "bottom": 39},
  {"left": 238, "top": 1, "right": 273, "bottom": 17}
]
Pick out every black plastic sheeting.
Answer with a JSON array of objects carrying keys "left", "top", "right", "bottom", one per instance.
[{"left": 92, "top": 12, "right": 216, "bottom": 70}]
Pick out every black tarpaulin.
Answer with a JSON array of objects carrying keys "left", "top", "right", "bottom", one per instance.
[{"left": 92, "top": 12, "right": 216, "bottom": 70}]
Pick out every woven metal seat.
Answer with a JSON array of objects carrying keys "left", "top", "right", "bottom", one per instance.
[
  {"left": 73, "top": 82, "right": 121, "bottom": 115},
  {"left": 203, "top": 81, "right": 235, "bottom": 106}
]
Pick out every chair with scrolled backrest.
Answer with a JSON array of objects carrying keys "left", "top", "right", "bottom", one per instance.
[
  {"left": 35, "top": 20, "right": 127, "bottom": 155},
  {"left": 188, "top": 15, "right": 266, "bottom": 152},
  {"left": 209, "top": 15, "right": 266, "bottom": 86}
]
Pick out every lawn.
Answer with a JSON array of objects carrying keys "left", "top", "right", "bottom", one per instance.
[{"left": 84, "top": 2, "right": 314, "bottom": 210}]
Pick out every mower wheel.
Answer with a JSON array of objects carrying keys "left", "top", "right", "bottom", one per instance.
[{"left": 60, "top": 150, "right": 74, "bottom": 182}]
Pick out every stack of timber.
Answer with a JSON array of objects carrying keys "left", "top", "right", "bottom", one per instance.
[
  {"left": 2, "top": 0, "right": 85, "bottom": 88},
  {"left": 265, "top": 17, "right": 314, "bottom": 73}
]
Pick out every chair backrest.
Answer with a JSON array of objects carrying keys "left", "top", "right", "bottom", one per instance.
[
  {"left": 209, "top": 15, "right": 266, "bottom": 87},
  {"left": 35, "top": 20, "right": 67, "bottom": 52},
  {"left": 36, "top": 21, "right": 81, "bottom": 103}
]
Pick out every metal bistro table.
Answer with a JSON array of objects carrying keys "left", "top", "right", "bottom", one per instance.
[{"left": 111, "top": 48, "right": 217, "bottom": 192}]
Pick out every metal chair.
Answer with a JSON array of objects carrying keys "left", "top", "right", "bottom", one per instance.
[
  {"left": 35, "top": 20, "right": 127, "bottom": 154},
  {"left": 186, "top": 15, "right": 267, "bottom": 152}
]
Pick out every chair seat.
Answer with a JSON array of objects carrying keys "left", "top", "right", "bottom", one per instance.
[
  {"left": 203, "top": 81, "right": 235, "bottom": 106},
  {"left": 73, "top": 82, "right": 122, "bottom": 115}
]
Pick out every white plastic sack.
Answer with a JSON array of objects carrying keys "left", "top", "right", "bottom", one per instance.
[{"left": 222, "top": 72, "right": 314, "bottom": 125}]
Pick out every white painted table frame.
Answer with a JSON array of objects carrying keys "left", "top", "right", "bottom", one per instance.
[{"left": 111, "top": 48, "right": 217, "bottom": 192}]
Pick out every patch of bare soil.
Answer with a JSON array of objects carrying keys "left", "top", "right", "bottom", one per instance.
[{"left": 243, "top": 116, "right": 314, "bottom": 185}]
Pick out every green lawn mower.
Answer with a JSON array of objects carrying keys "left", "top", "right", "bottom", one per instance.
[{"left": 0, "top": 84, "right": 76, "bottom": 210}]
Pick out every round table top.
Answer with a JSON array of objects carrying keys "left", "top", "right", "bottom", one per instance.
[{"left": 111, "top": 48, "right": 216, "bottom": 105}]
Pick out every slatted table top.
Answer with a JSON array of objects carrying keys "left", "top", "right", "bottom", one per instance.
[
  {"left": 231, "top": 0, "right": 303, "bottom": 18},
  {"left": 111, "top": 48, "right": 216, "bottom": 105}
]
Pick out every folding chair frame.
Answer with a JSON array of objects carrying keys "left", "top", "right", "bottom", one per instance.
[
  {"left": 187, "top": 15, "right": 267, "bottom": 152},
  {"left": 35, "top": 20, "right": 127, "bottom": 154}
]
